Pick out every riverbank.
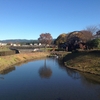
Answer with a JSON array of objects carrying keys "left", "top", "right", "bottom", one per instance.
[
  {"left": 0, "top": 52, "right": 50, "bottom": 73},
  {"left": 63, "top": 50, "right": 100, "bottom": 75}
]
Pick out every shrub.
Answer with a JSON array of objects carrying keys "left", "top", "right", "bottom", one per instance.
[{"left": 86, "top": 38, "right": 100, "bottom": 49}]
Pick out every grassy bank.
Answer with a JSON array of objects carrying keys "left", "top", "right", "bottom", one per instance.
[
  {"left": 0, "top": 52, "right": 50, "bottom": 72},
  {"left": 63, "top": 50, "right": 100, "bottom": 75},
  {"left": 0, "top": 46, "right": 11, "bottom": 51}
]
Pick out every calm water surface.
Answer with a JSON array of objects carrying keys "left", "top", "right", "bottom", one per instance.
[{"left": 0, "top": 58, "right": 100, "bottom": 100}]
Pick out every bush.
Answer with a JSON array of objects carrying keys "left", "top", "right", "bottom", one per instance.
[{"left": 86, "top": 38, "right": 100, "bottom": 49}]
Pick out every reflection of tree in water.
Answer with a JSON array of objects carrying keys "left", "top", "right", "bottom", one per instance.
[
  {"left": 39, "top": 59, "right": 52, "bottom": 79},
  {"left": 79, "top": 72, "right": 100, "bottom": 85},
  {"left": 61, "top": 61, "right": 100, "bottom": 85},
  {"left": 57, "top": 59, "right": 80, "bottom": 79},
  {"left": 57, "top": 59, "right": 100, "bottom": 84},
  {"left": 65, "top": 68, "right": 80, "bottom": 79},
  {"left": 79, "top": 72, "right": 100, "bottom": 100},
  {"left": 64, "top": 65, "right": 100, "bottom": 85}
]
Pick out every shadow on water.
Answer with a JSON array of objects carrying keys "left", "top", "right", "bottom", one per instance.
[
  {"left": 0, "top": 67, "right": 15, "bottom": 75},
  {"left": 0, "top": 60, "right": 33, "bottom": 76},
  {"left": 56, "top": 59, "right": 81, "bottom": 79},
  {"left": 57, "top": 58, "right": 100, "bottom": 84},
  {"left": 0, "top": 61, "right": 29, "bottom": 80},
  {"left": 0, "top": 67, "right": 15, "bottom": 80},
  {"left": 57, "top": 58, "right": 100, "bottom": 99},
  {"left": 79, "top": 72, "right": 100, "bottom": 84},
  {"left": 38, "top": 59, "right": 52, "bottom": 79}
]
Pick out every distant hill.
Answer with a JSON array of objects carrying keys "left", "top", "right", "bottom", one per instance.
[
  {"left": 0, "top": 39, "right": 38, "bottom": 43},
  {"left": 0, "top": 39, "right": 56, "bottom": 44}
]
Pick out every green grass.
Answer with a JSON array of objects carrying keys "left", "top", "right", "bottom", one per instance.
[{"left": 0, "top": 46, "right": 11, "bottom": 51}]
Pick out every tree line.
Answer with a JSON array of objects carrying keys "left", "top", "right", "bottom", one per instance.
[{"left": 37, "top": 25, "right": 100, "bottom": 51}]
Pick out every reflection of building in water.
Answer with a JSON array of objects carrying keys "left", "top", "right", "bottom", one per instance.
[
  {"left": 38, "top": 59, "right": 52, "bottom": 79},
  {"left": 0, "top": 67, "right": 15, "bottom": 75}
]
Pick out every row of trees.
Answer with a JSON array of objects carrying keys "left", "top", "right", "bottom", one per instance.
[{"left": 38, "top": 25, "right": 100, "bottom": 51}]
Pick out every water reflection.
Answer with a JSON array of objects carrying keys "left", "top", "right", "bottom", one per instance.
[
  {"left": 65, "top": 67, "right": 100, "bottom": 84},
  {"left": 57, "top": 59, "right": 100, "bottom": 84},
  {"left": 0, "top": 58, "right": 100, "bottom": 100},
  {"left": 0, "top": 66, "right": 15, "bottom": 75},
  {"left": 0, "top": 60, "right": 32, "bottom": 75},
  {"left": 0, "top": 76, "right": 4, "bottom": 80},
  {"left": 80, "top": 72, "right": 100, "bottom": 85},
  {"left": 57, "top": 59, "right": 81, "bottom": 79},
  {"left": 38, "top": 59, "right": 52, "bottom": 79},
  {"left": 66, "top": 68, "right": 80, "bottom": 79}
]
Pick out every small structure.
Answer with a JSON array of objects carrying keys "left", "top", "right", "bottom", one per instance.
[
  {"left": 39, "top": 43, "right": 41, "bottom": 46},
  {"left": 30, "top": 43, "right": 33, "bottom": 46},
  {"left": 0, "top": 42, "right": 7, "bottom": 46},
  {"left": 10, "top": 43, "right": 21, "bottom": 46}
]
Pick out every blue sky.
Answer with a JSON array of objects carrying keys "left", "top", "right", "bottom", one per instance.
[{"left": 0, "top": 0, "right": 100, "bottom": 40}]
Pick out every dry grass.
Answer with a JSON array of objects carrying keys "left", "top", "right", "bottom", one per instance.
[
  {"left": 64, "top": 50, "right": 100, "bottom": 75},
  {"left": 0, "top": 52, "right": 50, "bottom": 72}
]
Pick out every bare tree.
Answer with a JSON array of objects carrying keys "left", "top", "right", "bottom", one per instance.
[
  {"left": 96, "top": 30, "right": 100, "bottom": 35},
  {"left": 81, "top": 30, "right": 93, "bottom": 41},
  {"left": 97, "top": 24, "right": 100, "bottom": 34},
  {"left": 85, "top": 25, "right": 99, "bottom": 35}
]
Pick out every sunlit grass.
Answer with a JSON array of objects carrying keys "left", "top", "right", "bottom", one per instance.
[
  {"left": 0, "top": 52, "right": 50, "bottom": 72},
  {"left": 0, "top": 46, "right": 11, "bottom": 51},
  {"left": 64, "top": 50, "right": 100, "bottom": 75}
]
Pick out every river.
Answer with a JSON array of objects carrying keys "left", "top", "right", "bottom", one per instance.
[{"left": 0, "top": 58, "right": 100, "bottom": 100}]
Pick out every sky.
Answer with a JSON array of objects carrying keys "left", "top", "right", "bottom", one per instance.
[{"left": 0, "top": 0, "right": 100, "bottom": 40}]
